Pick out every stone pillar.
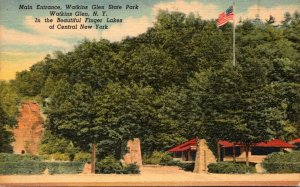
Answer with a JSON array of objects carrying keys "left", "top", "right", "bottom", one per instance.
[
  {"left": 123, "top": 138, "right": 142, "bottom": 165},
  {"left": 188, "top": 151, "right": 192, "bottom": 161},
  {"left": 193, "top": 139, "right": 216, "bottom": 173}
]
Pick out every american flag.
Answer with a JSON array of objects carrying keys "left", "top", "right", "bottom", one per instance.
[{"left": 217, "top": 6, "right": 234, "bottom": 27}]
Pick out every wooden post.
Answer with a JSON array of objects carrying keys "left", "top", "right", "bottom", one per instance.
[
  {"left": 91, "top": 144, "right": 96, "bottom": 174},
  {"left": 204, "top": 150, "right": 207, "bottom": 172},
  {"left": 245, "top": 144, "right": 250, "bottom": 166},
  {"left": 233, "top": 144, "right": 236, "bottom": 162},
  {"left": 217, "top": 140, "right": 221, "bottom": 162}
]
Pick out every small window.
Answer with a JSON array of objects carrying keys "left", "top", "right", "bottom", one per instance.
[{"left": 224, "top": 147, "right": 241, "bottom": 156}]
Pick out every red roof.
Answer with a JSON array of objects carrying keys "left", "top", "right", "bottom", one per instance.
[
  {"left": 168, "top": 138, "right": 295, "bottom": 152},
  {"left": 254, "top": 139, "right": 295, "bottom": 148},
  {"left": 289, "top": 138, "right": 300, "bottom": 144},
  {"left": 168, "top": 138, "right": 197, "bottom": 152},
  {"left": 219, "top": 140, "right": 237, "bottom": 148},
  {"left": 218, "top": 139, "right": 294, "bottom": 148}
]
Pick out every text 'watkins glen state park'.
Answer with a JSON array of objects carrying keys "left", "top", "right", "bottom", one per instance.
[{"left": 18, "top": 3, "right": 140, "bottom": 30}]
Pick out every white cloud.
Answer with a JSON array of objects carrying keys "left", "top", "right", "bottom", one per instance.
[
  {"left": 152, "top": 0, "right": 219, "bottom": 20},
  {"left": 239, "top": 5, "right": 300, "bottom": 23},
  {"left": 100, "top": 0, "right": 219, "bottom": 42},
  {"left": 24, "top": 16, "right": 101, "bottom": 40},
  {"left": 0, "top": 25, "right": 71, "bottom": 49},
  {"left": 101, "top": 16, "right": 152, "bottom": 42}
]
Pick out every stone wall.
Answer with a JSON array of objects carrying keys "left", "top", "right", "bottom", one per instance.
[
  {"left": 123, "top": 138, "right": 142, "bottom": 165},
  {"left": 193, "top": 139, "right": 216, "bottom": 173},
  {"left": 13, "top": 101, "right": 44, "bottom": 155}
]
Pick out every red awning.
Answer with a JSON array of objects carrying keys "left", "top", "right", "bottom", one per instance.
[
  {"left": 168, "top": 138, "right": 197, "bottom": 152},
  {"left": 289, "top": 138, "right": 300, "bottom": 144}
]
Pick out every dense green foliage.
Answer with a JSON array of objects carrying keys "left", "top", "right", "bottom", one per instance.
[
  {"left": 122, "top": 163, "right": 140, "bottom": 174},
  {"left": 46, "top": 162, "right": 84, "bottom": 174},
  {"left": 143, "top": 151, "right": 170, "bottom": 165},
  {"left": 74, "top": 152, "right": 91, "bottom": 162},
  {"left": 95, "top": 156, "right": 140, "bottom": 174},
  {"left": 262, "top": 151, "right": 300, "bottom": 173},
  {"left": 159, "top": 154, "right": 179, "bottom": 166},
  {"left": 0, "top": 162, "right": 46, "bottom": 175},
  {"left": 0, "top": 81, "right": 20, "bottom": 152},
  {"left": 0, "top": 153, "right": 45, "bottom": 175},
  {"left": 0, "top": 153, "right": 84, "bottom": 175},
  {"left": 42, "top": 153, "right": 71, "bottom": 161},
  {"left": 208, "top": 162, "right": 256, "bottom": 173},
  {"left": 96, "top": 156, "right": 122, "bottom": 173},
  {"left": 177, "top": 162, "right": 195, "bottom": 171},
  {"left": 0, "top": 153, "right": 42, "bottom": 162},
  {"left": 143, "top": 151, "right": 179, "bottom": 166},
  {"left": 0, "top": 160, "right": 84, "bottom": 175},
  {"left": 39, "top": 130, "right": 80, "bottom": 161},
  {"left": 0, "top": 122, "right": 14, "bottom": 153},
  {"left": 10, "top": 11, "right": 300, "bottom": 160}
]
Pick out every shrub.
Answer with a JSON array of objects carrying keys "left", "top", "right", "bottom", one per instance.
[
  {"left": 74, "top": 152, "right": 91, "bottom": 162},
  {"left": 49, "top": 153, "right": 70, "bottom": 161},
  {"left": 0, "top": 162, "right": 46, "bottom": 175},
  {"left": 96, "top": 156, "right": 122, "bottom": 174},
  {"left": 143, "top": 151, "right": 169, "bottom": 165},
  {"left": 262, "top": 151, "right": 300, "bottom": 173},
  {"left": 161, "top": 159, "right": 181, "bottom": 166},
  {"left": 0, "top": 153, "right": 84, "bottom": 175},
  {"left": 177, "top": 162, "right": 195, "bottom": 171},
  {"left": 208, "top": 162, "right": 256, "bottom": 174},
  {"left": 40, "top": 154, "right": 52, "bottom": 161},
  {"left": 121, "top": 163, "right": 140, "bottom": 174},
  {"left": 96, "top": 156, "right": 140, "bottom": 174},
  {"left": 159, "top": 154, "right": 174, "bottom": 165},
  {"left": 46, "top": 162, "right": 84, "bottom": 174},
  {"left": 159, "top": 154, "right": 180, "bottom": 166},
  {"left": 0, "top": 153, "right": 42, "bottom": 162}
]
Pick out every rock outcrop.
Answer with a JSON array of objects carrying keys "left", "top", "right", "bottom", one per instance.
[{"left": 13, "top": 101, "right": 44, "bottom": 155}]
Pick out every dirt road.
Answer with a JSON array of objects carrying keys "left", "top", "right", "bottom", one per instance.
[{"left": 0, "top": 166, "right": 299, "bottom": 186}]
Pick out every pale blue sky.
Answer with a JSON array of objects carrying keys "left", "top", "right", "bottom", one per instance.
[{"left": 0, "top": 0, "right": 299, "bottom": 80}]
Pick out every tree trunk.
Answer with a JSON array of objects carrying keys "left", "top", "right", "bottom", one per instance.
[
  {"left": 91, "top": 144, "right": 96, "bottom": 174},
  {"left": 245, "top": 145, "right": 250, "bottom": 166}
]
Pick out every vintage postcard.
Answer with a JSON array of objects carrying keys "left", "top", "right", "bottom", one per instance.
[{"left": 0, "top": 0, "right": 299, "bottom": 186}]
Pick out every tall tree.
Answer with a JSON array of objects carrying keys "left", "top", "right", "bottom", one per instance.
[{"left": 189, "top": 63, "right": 295, "bottom": 166}]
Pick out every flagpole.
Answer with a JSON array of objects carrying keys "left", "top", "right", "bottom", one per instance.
[{"left": 233, "top": 0, "right": 236, "bottom": 66}]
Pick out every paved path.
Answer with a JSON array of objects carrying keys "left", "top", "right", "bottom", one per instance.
[{"left": 0, "top": 166, "right": 299, "bottom": 186}]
